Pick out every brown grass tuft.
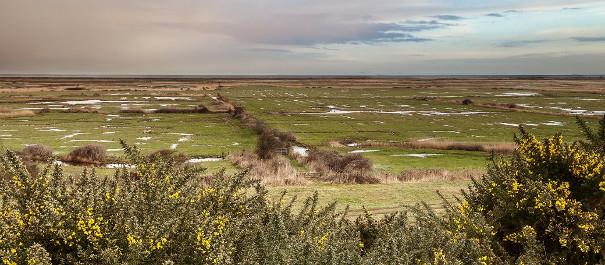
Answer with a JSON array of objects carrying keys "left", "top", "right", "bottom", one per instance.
[
  {"left": 0, "top": 107, "right": 36, "bottom": 118},
  {"left": 394, "top": 168, "right": 484, "bottom": 182}
]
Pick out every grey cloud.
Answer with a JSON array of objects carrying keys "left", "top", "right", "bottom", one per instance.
[
  {"left": 572, "top": 36, "right": 605, "bottom": 42},
  {"left": 495, "top": 40, "right": 547, "bottom": 47},
  {"left": 485, "top": 13, "right": 505, "bottom": 17},
  {"left": 167, "top": 19, "right": 440, "bottom": 45},
  {"left": 247, "top": 48, "right": 292, "bottom": 53},
  {"left": 431, "top": 15, "right": 465, "bottom": 20}
]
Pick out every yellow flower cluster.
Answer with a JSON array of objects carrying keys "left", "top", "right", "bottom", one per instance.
[
  {"left": 432, "top": 249, "right": 445, "bottom": 265},
  {"left": 196, "top": 215, "right": 229, "bottom": 251},
  {"left": 315, "top": 233, "right": 329, "bottom": 249},
  {"left": 517, "top": 135, "right": 604, "bottom": 180},
  {"left": 504, "top": 226, "right": 536, "bottom": 244}
]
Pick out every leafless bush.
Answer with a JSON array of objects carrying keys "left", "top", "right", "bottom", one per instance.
[
  {"left": 65, "top": 144, "right": 107, "bottom": 164},
  {"left": 227, "top": 151, "right": 305, "bottom": 185},
  {"left": 304, "top": 150, "right": 378, "bottom": 184},
  {"left": 19, "top": 144, "right": 54, "bottom": 162},
  {"left": 256, "top": 129, "right": 297, "bottom": 159}
]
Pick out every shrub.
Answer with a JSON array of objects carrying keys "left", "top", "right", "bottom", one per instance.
[
  {"left": 462, "top": 98, "right": 474, "bottom": 105},
  {"left": 463, "top": 125, "right": 605, "bottom": 263},
  {"left": 227, "top": 151, "right": 304, "bottom": 185},
  {"left": 0, "top": 142, "right": 500, "bottom": 264},
  {"left": 305, "top": 150, "right": 378, "bottom": 184},
  {"left": 147, "top": 149, "right": 189, "bottom": 164},
  {"left": 65, "top": 144, "right": 107, "bottom": 164},
  {"left": 255, "top": 129, "right": 296, "bottom": 159},
  {"left": 19, "top": 144, "right": 54, "bottom": 162},
  {"left": 576, "top": 114, "right": 605, "bottom": 154}
]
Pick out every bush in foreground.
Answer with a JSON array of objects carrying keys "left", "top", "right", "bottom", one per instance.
[
  {"left": 464, "top": 123, "right": 605, "bottom": 263},
  {"left": 2, "top": 116, "right": 605, "bottom": 264},
  {"left": 0, "top": 141, "right": 499, "bottom": 264}
]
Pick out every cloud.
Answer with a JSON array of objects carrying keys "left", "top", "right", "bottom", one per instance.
[
  {"left": 247, "top": 48, "right": 292, "bottom": 53},
  {"left": 572, "top": 36, "right": 605, "bottom": 42},
  {"left": 171, "top": 19, "right": 440, "bottom": 45},
  {"left": 495, "top": 40, "right": 547, "bottom": 47},
  {"left": 485, "top": 13, "right": 505, "bottom": 17},
  {"left": 431, "top": 15, "right": 465, "bottom": 20},
  {"left": 0, "top": 0, "right": 604, "bottom": 74}
]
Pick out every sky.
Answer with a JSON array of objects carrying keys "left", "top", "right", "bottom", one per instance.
[{"left": 1, "top": 0, "right": 604, "bottom": 75}]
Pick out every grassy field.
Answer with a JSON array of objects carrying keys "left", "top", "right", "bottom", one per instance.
[
  {"left": 1, "top": 77, "right": 603, "bottom": 213},
  {"left": 268, "top": 180, "right": 469, "bottom": 215}
]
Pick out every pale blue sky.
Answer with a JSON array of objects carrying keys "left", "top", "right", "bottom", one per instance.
[{"left": 0, "top": 0, "right": 604, "bottom": 75}]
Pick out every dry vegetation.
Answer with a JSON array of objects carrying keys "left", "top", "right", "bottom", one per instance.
[
  {"left": 302, "top": 149, "right": 378, "bottom": 184},
  {"left": 63, "top": 107, "right": 101, "bottom": 114},
  {"left": 18, "top": 144, "right": 54, "bottom": 162},
  {"left": 227, "top": 96, "right": 379, "bottom": 184},
  {"left": 343, "top": 139, "right": 515, "bottom": 153},
  {"left": 394, "top": 168, "right": 484, "bottom": 182},
  {"left": 147, "top": 149, "right": 189, "bottom": 164},
  {"left": 63, "top": 144, "right": 108, "bottom": 164},
  {"left": 227, "top": 151, "right": 306, "bottom": 185},
  {"left": 0, "top": 107, "right": 36, "bottom": 118}
]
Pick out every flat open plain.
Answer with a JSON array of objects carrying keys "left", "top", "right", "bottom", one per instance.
[{"left": 2, "top": 77, "right": 604, "bottom": 213}]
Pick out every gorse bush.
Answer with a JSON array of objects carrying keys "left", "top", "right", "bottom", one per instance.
[
  {"left": 0, "top": 140, "right": 497, "bottom": 264},
  {"left": 464, "top": 123, "right": 605, "bottom": 263},
  {"left": 2, "top": 116, "right": 605, "bottom": 264}
]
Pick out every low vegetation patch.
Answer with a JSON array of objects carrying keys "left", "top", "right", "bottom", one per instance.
[
  {"left": 228, "top": 151, "right": 305, "bottom": 185},
  {"left": 0, "top": 107, "right": 36, "bottom": 118},
  {"left": 147, "top": 149, "right": 189, "bottom": 164},
  {"left": 63, "top": 144, "right": 108, "bottom": 164},
  {"left": 347, "top": 139, "right": 515, "bottom": 153},
  {"left": 396, "top": 168, "right": 484, "bottom": 182},
  {"left": 303, "top": 149, "right": 378, "bottom": 184},
  {"left": 63, "top": 107, "right": 101, "bottom": 114},
  {"left": 18, "top": 144, "right": 54, "bottom": 162}
]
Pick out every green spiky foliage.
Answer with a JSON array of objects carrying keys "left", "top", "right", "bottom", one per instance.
[{"left": 576, "top": 115, "right": 605, "bottom": 154}]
